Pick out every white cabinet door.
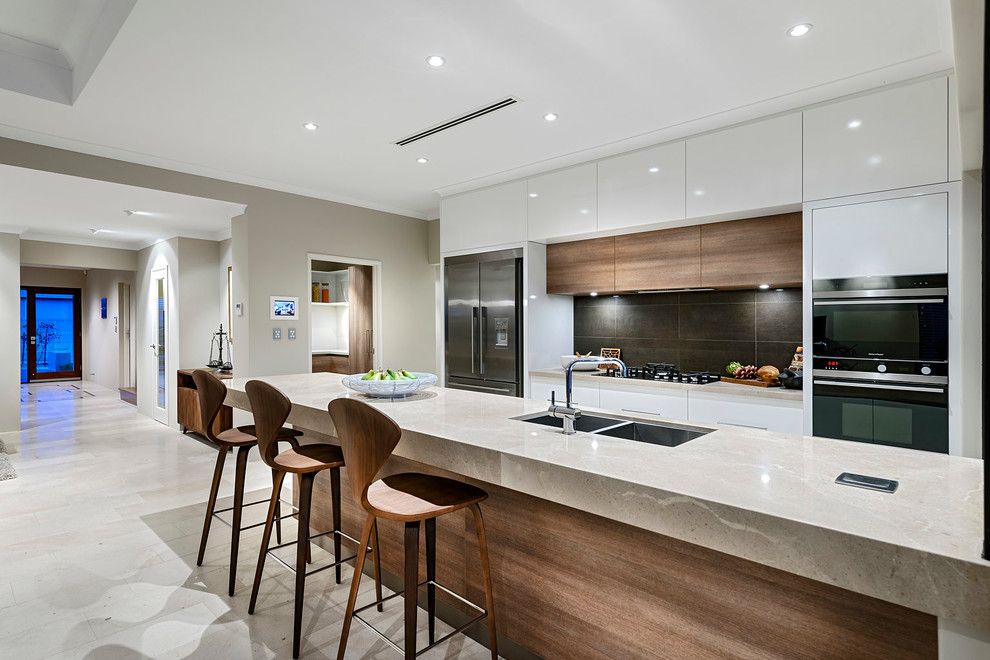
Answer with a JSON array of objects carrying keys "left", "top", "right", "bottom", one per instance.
[
  {"left": 688, "top": 392, "right": 803, "bottom": 434},
  {"left": 530, "top": 376, "right": 598, "bottom": 407},
  {"left": 803, "top": 77, "right": 948, "bottom": 200},
  {"left": 686, "top": 113, "right": 802, "bottom": 217},
  {"left": 598, "top": 384, "right": 688, "bottom": 420},
  {"left": 440, "top": 180, "right": 527, "bottom": 253},
  {"left": 527, "top": 164, "right": 597, "bottom": 241},
  {"left": 812, "top": 193, "right": 948, "bottom": 279},
  {"left": 597, "top": 142, "right": 686, "bottom": 231}
]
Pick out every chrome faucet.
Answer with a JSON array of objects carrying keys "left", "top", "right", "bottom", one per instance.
[{"left": 548, "top": 358, "right": 627, "bottom": 434}]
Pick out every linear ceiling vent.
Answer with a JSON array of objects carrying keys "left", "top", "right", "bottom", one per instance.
[{"left": 394, "top": 97, "right": 518, "bottom": 146}]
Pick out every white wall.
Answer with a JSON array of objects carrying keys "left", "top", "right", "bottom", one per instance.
[
  {"left": 83, "top": 269, "right": 135, "bottom": 390},
  {"left": 20, "top": 240, "right": 137, "bottom": 271},
  {"left": 957, "top": 170, "right": 983, "bottom": 458},
  {"left": 0, "top": 233, "right": 19, "bottom": 432}
]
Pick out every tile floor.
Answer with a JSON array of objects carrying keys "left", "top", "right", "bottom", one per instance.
[{"left": 0, "top": 382, "right": 495, "bottom": 659}]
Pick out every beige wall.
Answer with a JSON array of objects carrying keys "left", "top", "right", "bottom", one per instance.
[
  {"left": 20, "top": 266, "right": 86, "bottom": 288},
  {"left": 0, "top": 233, "right": 19, "bottom": 432},
  {"left": 21, "top": 240, "right": 137, "bottom": 271},
  {"left": 177, "top": 237, "right": 223, "bottom": 370}
]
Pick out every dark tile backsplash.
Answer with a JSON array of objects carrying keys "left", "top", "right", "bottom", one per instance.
[{"left": 573, "top": 289, "right": 801, "bottom": 374}]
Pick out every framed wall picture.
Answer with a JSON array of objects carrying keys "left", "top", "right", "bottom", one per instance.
[
  {"left": 100, "top": 297, "right": 107, "bottom": 319},
  {"left": 270, "top": 295, "right": 299, "bottom": 320}
]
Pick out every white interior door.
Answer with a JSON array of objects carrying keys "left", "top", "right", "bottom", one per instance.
[{"left": 151, "top": 267, "right": 168, "bottom": 425}]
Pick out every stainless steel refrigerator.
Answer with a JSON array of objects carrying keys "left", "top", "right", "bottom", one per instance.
[{"left": 444, "top": 249, "right": 523, "bottom": 396}]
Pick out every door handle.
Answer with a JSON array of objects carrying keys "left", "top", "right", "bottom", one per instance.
[
  {"left": 471, "top": 307, "right": 479, "bottom": 375},
  {"left": 813, "top": 379, "right": 945, "bottom": 394},
  {"left": 479, "top": 306, "right": 487, "bottom": 376},
  {"left": 150, "top": 343, "right": 159, "bottom": 357}
]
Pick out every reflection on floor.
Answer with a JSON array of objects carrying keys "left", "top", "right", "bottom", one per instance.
[{"left": 0, "top": 382, "right": 494, "bottom": 658}]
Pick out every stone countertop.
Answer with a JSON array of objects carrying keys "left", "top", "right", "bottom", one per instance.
[
  {"left": 225, "top": 372, "right": 987, "bottom": 628},
  {"left": 530, "top": 368, "right": 804, "bottom": 402}
]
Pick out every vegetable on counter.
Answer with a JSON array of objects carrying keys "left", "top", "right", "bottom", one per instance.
[
  {"left": 728, "top": 364, "right": 758, "bottom": 379},
  {"left": 725, "top": 361, "right": 743, "bottom": 375},
  {"left": 360, "top": 369, "right": 417, "bottom": 381}
]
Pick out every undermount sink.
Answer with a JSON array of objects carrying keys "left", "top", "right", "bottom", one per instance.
[{"left": 514, "top": 412, "right": 711, "bottom": 447}]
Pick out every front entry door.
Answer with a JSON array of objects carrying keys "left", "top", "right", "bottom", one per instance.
[
  {"left": 151, "top": 267, "right": 169, "bottom": 425},
  {"left": 20, "top": 287, "right": 82, "bottom": 382}
]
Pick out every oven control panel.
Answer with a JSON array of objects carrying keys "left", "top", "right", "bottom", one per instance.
[{"left": 814, "top": 357, "right": 946, "bottom": 378}]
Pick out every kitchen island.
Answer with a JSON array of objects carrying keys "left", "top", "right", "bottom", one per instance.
[{"left": 225, "top": 372, "right": 988, "bottom": 658}]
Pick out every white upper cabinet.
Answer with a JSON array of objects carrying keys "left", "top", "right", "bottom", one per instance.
[
  {"left": 686, "top": 113, "right": 802, "bottom": 218},
  {"left": 803, "top": 77, "right": 948, "bottom": 201},
  {"left": 440, "top": 180, "right": 527, "bottom": 253},
  {"left": 527, "top": 163, "right": 597, "bottom": 241},
  {"left": 597, "top": 142, "right": 686, "bottom": 231},
  {"left": 812, "top": 193, "right": 948, "bottom": 279}
]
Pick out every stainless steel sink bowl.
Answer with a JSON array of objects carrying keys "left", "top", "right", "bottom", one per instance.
[
  {"left": 593, "top": 421, "right": 708, "bottom": 447},
  {"left": 514, "top": 412, "right": 624, "bottom": 433},
  {"left": 514, "top": 412, "right": 711, "bottom": 447}
]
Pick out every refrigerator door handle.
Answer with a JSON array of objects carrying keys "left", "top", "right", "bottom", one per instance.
[
  {"left": 479, "top": 306, "right": 487, "bottom": 376},
  {"left": 471, "top": 306, "right": 478, "bottom": 374}
]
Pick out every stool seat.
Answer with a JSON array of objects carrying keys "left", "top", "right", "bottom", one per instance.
[
  {"left": 367, "top": 473, "right": 488, "bottom": 522},
  {"left": 273, "top": 443, "right": 345, "bottom": 473},
  {"left": 215, "top": 425, "right": 303, "bottom": 447}
]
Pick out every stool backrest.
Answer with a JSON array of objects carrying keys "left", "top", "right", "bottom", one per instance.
[
  {"left": 245, "top": 379, "right": 292, "bottom": 466},
  {"left": 328, "top": 398, "right": 402, "bottom": 508},
  {"left": 191, "top": 370, "right": 226, "bottom": 443}
]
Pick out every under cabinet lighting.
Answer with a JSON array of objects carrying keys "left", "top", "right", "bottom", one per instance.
[
  {"left": 426, "top": 55, "right": 446, "bottom": 67},
  {"left": 758, "top": 283, "right": 771, "bottom": 290},
  {"left": 589, "top": 292, "right": 598, "bottom": 297},
  {"left": 787, "top": 23, "right": 812, "bottom": 37}
]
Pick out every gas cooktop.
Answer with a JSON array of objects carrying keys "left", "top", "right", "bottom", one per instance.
[{"left": 596, "top": 363, "right": 722, "bottom": 385}]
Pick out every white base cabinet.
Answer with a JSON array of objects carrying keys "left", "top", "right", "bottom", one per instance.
[
  {"left": 598, "top": 383, "right": 688, "bottom": 420},
  {"left": 687, "top": 392, "right": 803, "bottom": 434},
  {"left": 530, "top": 376, "right": 599, "bottom": 408}
]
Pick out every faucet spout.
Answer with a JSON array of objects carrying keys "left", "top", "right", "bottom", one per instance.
[{"left": 549, "top": 357, "right": 627, "bottom": 434}]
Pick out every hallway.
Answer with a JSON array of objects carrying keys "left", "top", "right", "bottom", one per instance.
[{"left": 0, "top": 383, "right": 490, "bottom": 658}]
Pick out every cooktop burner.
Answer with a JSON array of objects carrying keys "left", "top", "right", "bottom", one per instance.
[{"left": 598, "top": 364, "right": 721, "bottom": 384}]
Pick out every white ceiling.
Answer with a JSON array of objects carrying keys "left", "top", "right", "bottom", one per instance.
[
  {"left": 0, "top": 0, "right": 960, "bottom": 219},
  {"left": 0, "top": 164, "right": 246, "bottom": 249}
]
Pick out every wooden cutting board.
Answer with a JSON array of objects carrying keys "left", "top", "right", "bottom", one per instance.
[{"left": 721, "top": 376, "right": 780, "bottom": 387}]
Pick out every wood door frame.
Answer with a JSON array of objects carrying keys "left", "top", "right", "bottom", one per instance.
[
  {"left": 22, "top": 286, "right": 83, "bottom": 382},
  {"left": 306, "top": 253, "right": 382, "bottom": 373}
]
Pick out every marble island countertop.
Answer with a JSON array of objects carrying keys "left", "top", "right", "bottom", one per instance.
[
  {"left": 224, "top": 372, "right": 988, "bottom": 629},
  {"left": 531, "top": 367, "right": 804, "bottom": 401}
]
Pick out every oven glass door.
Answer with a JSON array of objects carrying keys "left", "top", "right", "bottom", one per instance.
[
  {"left": 812, "top": 299, "right": 948, "bottom": 361},
  {"left": 813, "top": 380, "right": 948, "bottom": 453}
]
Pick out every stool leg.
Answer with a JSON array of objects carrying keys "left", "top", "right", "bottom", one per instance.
[
  {"left": 404, "top": 520, "right": 421, "bottom": 659},
  {"left": 471, "top": 504, "right": 498, "bottom": 659},
  {"left": 337, "top": 513, "right": 375, "bottom": 660},
  {"left": 425, "top": 517, "right": 436, "bottom": 645},
  {"left": 196, "top": 446, "right": 227, "bottom": 566},
  {"left": 371, "top": 519, "right": 384, "bottom": 612},
  {"left": 249, "top": 469, "right": 285, "bottom": 615},
  {"left": 293, "top": 472, "right": 315, "bottom": 659},
  {"left": 273, "top": 468, "right": 283, "bottom": 545},
  {"left": 228, "top": 445, "right": 250, "bottom": 597},
  {"left": 330, "top": 467, "right": 342, "bottom": 584}
]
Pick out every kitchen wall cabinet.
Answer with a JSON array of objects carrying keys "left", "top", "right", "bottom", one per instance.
[
  {"left": 530, "top": 376, "right": 599, "bottom": 408},
  {"left": 811, "top": 193, "right": 948, "bottom": 279},
  {"left": 546, "top": 237, "right": 615, "bottom": 295},
  {"left": 597, "top": 142, "right": 686, "bottom": 231},
  {"left": 688, "top": 391, "right": 803, "bottom": 435},
  {"left": 598, "top": 383, "right": 688, "bottom": 419},
  {"left": 700, "top": 213, "right": 802, "bottom": 289},
  {"left": 686, "top": 113, "right": 802, "bottom": 218},
  {"left": 614, "top": 225, "right": 701, "bottom": 292},
  {"left": 440, "top": 180, "right": 527, "bottom": 253},
  {"left": 527, "top": 164, "right": 597, "bottom": 241},
  {"left": 803, "top": 77, "right": 948, "bottom": 201}
]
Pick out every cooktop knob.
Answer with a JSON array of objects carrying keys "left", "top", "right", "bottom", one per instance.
[
  {"left": 877, "top": 364, "right": 887, "bottom": 373},
  {"left": 921, "top": 365, "right": 932, "bottom": 375}
]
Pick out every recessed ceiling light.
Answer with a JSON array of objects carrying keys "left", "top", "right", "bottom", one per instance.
[
  {"left": 124, "top": 210, "right": 153, "bottom": 216},
  {"left": 758, "top": 283, "right": 771, "bottom": 290},
  {"left": 867, "top": 154, "right": 883, "bottom": 166},
  {"left": 589, "top": 292, "right": 598, "bottom": 297},
  {"left": 693, "top": 189, "right": 705, "bottom": 196},
  {"left": 416, "top": 157, "right": 429, "bottom": 164},
  {"left": 648, "top": 167, "right": 660, "bottom": 173},
  {"left": 528, "top": 192, "right": 539, "bottom": 198},
  {"left": 303, "top": 121, "right": 319, "bottom": 131},
  {"left": 426, "top": 55, "right": 446, "bottom": 67},
  {"left": 787, "top": 23, "right": 812, "bottom": 37},
  {"left": 543, "top": 112, "right": 558, "bottom": 122},
  {"left": 579, "top": 209, "right": 589, "bottom": 215},
  {"left": 847, "top": 119, "right": 862, "bottom": 129}
]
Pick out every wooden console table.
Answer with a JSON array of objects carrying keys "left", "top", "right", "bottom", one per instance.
[{"left": 177, "top": 369, "right": 234, "bottom": 437}]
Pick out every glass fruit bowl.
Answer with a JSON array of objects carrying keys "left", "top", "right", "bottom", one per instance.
[{"left": 341, "top": 372, "right": 437, "bottom": 399}]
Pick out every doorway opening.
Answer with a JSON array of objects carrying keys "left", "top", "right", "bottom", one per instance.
[
  {"left": 308, "top": 254, "right": 381, "bottom": 375},
  {"left": 118, "top": 282, "right": 136, "bottom": 405},
  {"left": 20, "top": 287, "right": 83, "bottom": 382}
]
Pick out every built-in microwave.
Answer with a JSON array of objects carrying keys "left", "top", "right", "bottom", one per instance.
[{"left": 811, "top": 274, "right": 949, "bottom": 453}]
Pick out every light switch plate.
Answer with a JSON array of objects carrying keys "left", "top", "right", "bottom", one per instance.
[
  {"left": 287, "top": 328, "right": 297, "bottom": 340},
  {"left": 272, "top": 327, "right": 281, "bottom": 340}
]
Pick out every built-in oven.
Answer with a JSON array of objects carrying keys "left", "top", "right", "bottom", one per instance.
[{"left": 811, "top": 274, "right": 948, "bottom": 453}]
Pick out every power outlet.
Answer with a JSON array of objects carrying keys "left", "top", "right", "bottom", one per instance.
[
  {"left": 287, "top": 327, "right": 297, "bottom": 340},
  {"left": 272, "top": 327, "right": 282, "bottom": 340}
]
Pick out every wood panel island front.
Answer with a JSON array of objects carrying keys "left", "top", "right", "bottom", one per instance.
[{"left": 223, "top": 373, "right": 989, "bottom": 659}]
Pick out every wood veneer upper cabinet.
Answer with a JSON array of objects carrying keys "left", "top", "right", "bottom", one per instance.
[
  {"left": 348, "top": 265, "right": 374, "bottom": 372},
  {"left": 546, "top": 237, "right": 615, "bottom": 295},
  {"left": 614, "top": 226, "right": 701, "bottom": 292},
  {"left": 700, "top": 213, "right": 802, "bottom": 289}
]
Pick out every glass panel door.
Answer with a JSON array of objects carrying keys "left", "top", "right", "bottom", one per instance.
[
  {"left": 20, "top": 287, "right": 82, "bottom": 382},
  {"left": 152, "top": 267, "right": 168, "bottom": 425}
]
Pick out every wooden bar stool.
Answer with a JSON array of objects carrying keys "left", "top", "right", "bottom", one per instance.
[
  {"left": 192, "top": 370, "right": 302, "bottom": 597},
  {"left": 245, "top": 380, "right": 383, "bottom": 659},
  {"left": 329, "top": 397, "right": 498, "bottom": 660}
]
